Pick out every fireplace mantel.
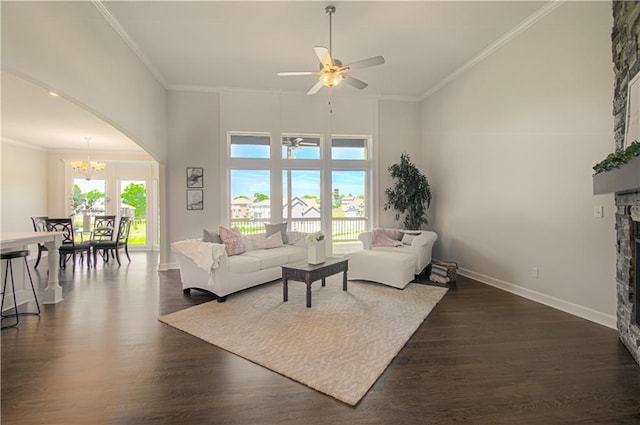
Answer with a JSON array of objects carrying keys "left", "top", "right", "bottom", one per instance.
[{"left": 593, "top": 156, "right": 640, "bottom": 195}]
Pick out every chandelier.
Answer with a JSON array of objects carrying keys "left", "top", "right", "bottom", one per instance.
[{"left": 71, "top": 137, "right": 106, "bottom": 181}]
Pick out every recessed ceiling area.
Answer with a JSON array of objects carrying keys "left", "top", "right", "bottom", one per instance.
[{"left": 1, "top": 71, "right": 148, "bottom": 154}]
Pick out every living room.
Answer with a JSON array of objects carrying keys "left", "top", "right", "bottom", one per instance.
[
  {"left": 1, "top": 1, "right": 639, "bottom": 422},
  {"left": 2, "top": 0, "right": 617, "bottom": 325}
]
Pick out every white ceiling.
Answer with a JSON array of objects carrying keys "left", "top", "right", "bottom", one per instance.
[
  {"left": 105, "top": 1, "right": 545, "bottom": 98},
  {"left": 1, "top": 1, "right": 548, "bottom": 152}
]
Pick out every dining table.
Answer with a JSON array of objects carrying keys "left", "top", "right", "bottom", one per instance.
[{"left": 0, "top": 231, "right": 64, "bottom": 304}]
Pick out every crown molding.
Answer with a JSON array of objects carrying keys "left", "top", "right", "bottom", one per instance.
[
  {"left": 420, "top": 0, "right": 565, "bottom": 101},
  {"left": 1, "top": 137, "right": 48, "bottom": 152},
  {"left": 168, "top": 84, "right": 388, "bottom": 101},
  {"left": 379, "top": 95, "right": 421, "bottom": 102},
  {"left": 92, "top": 0, "right": 168, "bottom": 88}
]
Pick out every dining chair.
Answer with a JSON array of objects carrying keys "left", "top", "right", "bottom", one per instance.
[
  {"left": 92, "top": 216, "right": 132, "bottom": 266},
  {"left": 45, "top": 218, "right": 92, "bottom": 271},
  {"left": 91, "top": 215, "right": 116, "bottom": 262},
  {"left": 30, "top": 216, "right": 48, "bottom": 269}
]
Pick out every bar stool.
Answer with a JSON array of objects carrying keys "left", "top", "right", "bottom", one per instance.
[{"left": 1, "top": 250, "right": 41, "bottom": 329}]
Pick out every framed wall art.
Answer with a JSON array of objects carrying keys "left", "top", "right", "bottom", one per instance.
[
  {"left": 187, "top": 167, "right": 204, "bottom": 188},
  {"left": 186, "top": 189, "right": 203, "bottom": 210},
  {"left": 625, "top": 71, "right": 640, "bottom": 148}
]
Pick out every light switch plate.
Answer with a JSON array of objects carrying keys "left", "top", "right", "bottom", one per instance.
[{"left": 594, "top": 205, "right": 604, "bottom": 218}]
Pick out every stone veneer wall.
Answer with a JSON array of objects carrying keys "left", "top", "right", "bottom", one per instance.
[
  {"left": 612, "top": 0, "right": 640, "bottom": 365},
  {"left": 615, "top": 194, "right": 640, "bottom": 364}
]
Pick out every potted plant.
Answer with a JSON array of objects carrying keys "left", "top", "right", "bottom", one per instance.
[
  {"left": 306, "top": 231, "right": 326, "bottom": 264},
  {"left": 384, "top": 153, "right": 432, "bottom": 230},
  {"left": 593, "top": 141, "right": 640, "bottom": 194}
]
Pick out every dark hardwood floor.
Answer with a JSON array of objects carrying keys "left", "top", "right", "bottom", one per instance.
[{"left": 2, "top": 252, "right": 639, "bottom": 425}]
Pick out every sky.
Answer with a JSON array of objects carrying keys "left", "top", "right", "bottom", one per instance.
[
  {"left": 230, "top": 143, "right": 367, "bottom": 199},
  {"left": 231, "top": 169, "right": 365, "bottom": 200}
]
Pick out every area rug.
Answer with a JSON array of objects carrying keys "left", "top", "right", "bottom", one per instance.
[{"left": 159, "top": 277, "right": 447, "bottom": 405}]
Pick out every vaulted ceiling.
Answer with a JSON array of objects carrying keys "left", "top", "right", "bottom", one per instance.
[
  {"left": 1, "top": 1, "right": 548, "bottom": 152},
  {"left": 103, "top": 1, "right": 545, "bottom": 98}
]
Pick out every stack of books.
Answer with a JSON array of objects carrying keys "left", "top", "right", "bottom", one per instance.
[{"left": 429, "top": 260, "right": 458, "bottom": 285}]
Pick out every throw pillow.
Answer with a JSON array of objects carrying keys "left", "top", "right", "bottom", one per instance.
[
  {"left": 371, "top": 228, "right": 403, "bottom": 247},
  {"left": 202, "top": 229, "right": 222, "bottom": 244},
  {"left": 286, "top": 231, "right": 307, "bottom": 246},
  {"left": 218, "top": 226, "right": 246, "bottom": 256},
  {"left": 265, "top": 222, "right": 288, "bottom": 244},
  {"left": 401, "top": 230, "right": 421, "bottom": 236},
  {"left": 247, "top": 232, "right": 284, "bottom": 250},
  {"left": 401, "top": 233, "right": 417, "bottom": 246}
]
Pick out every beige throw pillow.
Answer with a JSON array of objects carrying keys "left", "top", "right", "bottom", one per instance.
[
  {"left": 218, "top": 226, "right": 246, "bottom": 256},
  {"left": 265, "top": 222, "right": 288, "bottom": 244},
  {"left": 247, "top": 232, "right": 284, "bottom": 250}
]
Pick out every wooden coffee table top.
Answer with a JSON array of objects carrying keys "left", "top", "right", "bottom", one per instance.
[
  {"left": 281, "top": 257, "right": 349, "bottom": 307},
  {"left": 282, "top": 257, "right": 347, "bottom": 272}
]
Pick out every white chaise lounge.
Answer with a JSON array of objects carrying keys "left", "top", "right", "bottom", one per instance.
[{"left": 348, "top": 229, "right": 438, "bottom": 289}]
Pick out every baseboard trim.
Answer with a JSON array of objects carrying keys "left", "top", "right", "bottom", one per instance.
[
  {"left": 158, "top": 262, "right": 179, "bottom": 272},
  {"left": 458, "top": 267, "right": 616, "bottom": 330}
]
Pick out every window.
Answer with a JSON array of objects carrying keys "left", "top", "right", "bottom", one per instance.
[
  {"left": 282, "top": 136, "right": 321, "bottom": 160},
  {"left": 71, "top": 179, "right": 106, "bottom": 227},
  {"left": 230, "top": 134, "right": 270, "bottom": 159},
  {"left": 283, "top": 170, "right": 321, "bottom": 233},
  {"left": 120, "top": 180, "right": 147, "bottom": 245},
  {"left": 331, "top": 170, "right": 368, "bottom": 241},
  {"left": 331, "top": 137, "right": 368, "bottom": 160},
  {"left": 225, "top": 132, "right": 372, "bottom": 244},
  {"left": 230, "top": 169, "right": 270, "bottom": 234}
]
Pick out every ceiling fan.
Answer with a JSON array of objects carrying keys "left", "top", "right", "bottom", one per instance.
[
  {"left": 283, "top": 137, "right": 316, "bottom": 150},
  {"left": 277, "top": 5, "right": 385, "bottom": 95}
]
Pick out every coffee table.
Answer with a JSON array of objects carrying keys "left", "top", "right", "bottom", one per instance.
[{"left": 281, "top": 257, "right": 349, "bottom": 308}]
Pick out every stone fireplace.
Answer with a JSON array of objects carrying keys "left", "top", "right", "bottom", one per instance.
[
  {"left": 614, "top": 192, "right": 640, "bottom": 364},
  {"left": 607, "top": 2, "right": 640, "bottom": 366}
]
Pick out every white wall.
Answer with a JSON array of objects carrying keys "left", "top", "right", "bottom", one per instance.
[
  {"left": 378, "top": 100, "right": 423, "bottom": 229},
  {"left": 421, "top": 1, "right": 616, "bottom": 327},
  {"left": 1, "top": 141, "right": 48, "bottom": 232},
  {"left": 0, "top": 141, "right": 50, "bottom": 311},
  {"left": 1, "top": 1, "right": 167, "bottom": 162},
  {"left": 166, "top": 89, "right": 221, "bottom": 266}
]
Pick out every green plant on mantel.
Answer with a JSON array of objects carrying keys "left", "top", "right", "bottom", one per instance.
[
  {"left": 593, "top": 141, "right": 640, "bottom": 175},
  {"left": 384, "top": 153, "right": 432, "bottom": 230}
]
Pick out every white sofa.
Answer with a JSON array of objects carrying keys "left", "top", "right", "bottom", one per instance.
[
  {"left": 357, "top": 229, "right": 438, "bottom": 275},
  {"left": 172, "top": 232, "right": 307, "bottom": 302}
]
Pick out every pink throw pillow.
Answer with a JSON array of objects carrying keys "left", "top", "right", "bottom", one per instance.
[
  {"left": 371, "top": 228, "right": 403, "bottom": 247},
  {"left": 218, "top": 226, "right": 246, "bottom": 256}
]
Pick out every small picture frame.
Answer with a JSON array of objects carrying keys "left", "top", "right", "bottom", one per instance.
[
  {"left": 186, "top": 167, "right": 204, "bottom": 188},
  {"left": 186, "top": 189, "right": 203, "bottom": 210}
]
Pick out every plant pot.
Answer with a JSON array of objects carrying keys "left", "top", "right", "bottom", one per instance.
[
  {"left": 308, "top": 240, "right": 326, "bottom": 264},
  {"left": 593, "top": 155, "right": 640, "bottom": 194}
]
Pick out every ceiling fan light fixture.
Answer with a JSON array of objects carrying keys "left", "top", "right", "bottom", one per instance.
[
  {"left": 277, "top": 5, "right": 384, "bottom": 95},
  {"left": 320, "top": 71, "right": 343, "bottom": 87}
]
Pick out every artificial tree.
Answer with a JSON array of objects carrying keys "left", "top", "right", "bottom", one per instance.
[{"left": 384, "top": 153, "right": 432, "bottom": 230}]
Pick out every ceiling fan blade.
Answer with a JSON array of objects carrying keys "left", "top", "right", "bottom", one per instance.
[
  {"left": 277, "top": 71, "right": 318, "bottom": 76},
  {"left": 314, "top": 46, "right": 333, "bottom": 67},
  {"left": 344, "top": 75, "right": 368, "bottom": 90},
  {"left": 340, "top": 56, "right": 385, "bottom": 72},
  {"left": 307, "top": 81, "right": 324, "bottom": 95}
]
